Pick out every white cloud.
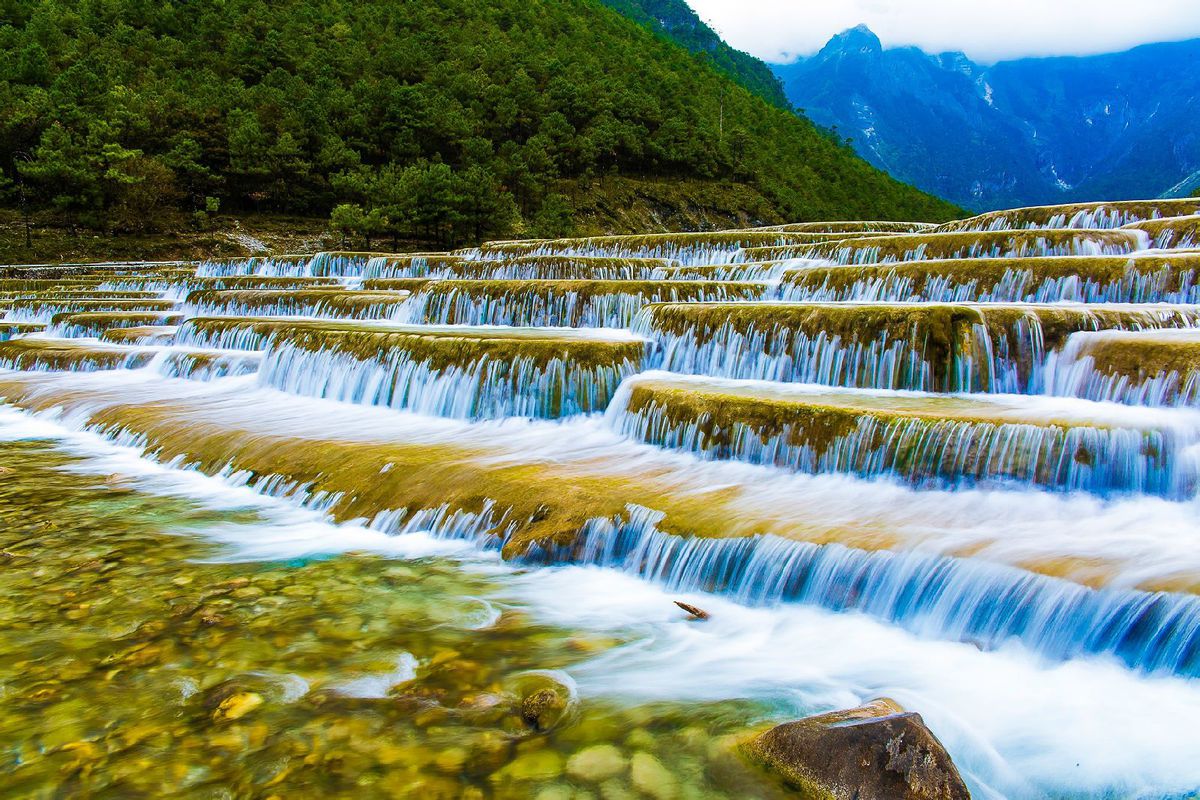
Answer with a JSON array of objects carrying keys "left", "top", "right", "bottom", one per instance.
[{"left": 685, "top": 0, "right": 1200, "bottom": 63}]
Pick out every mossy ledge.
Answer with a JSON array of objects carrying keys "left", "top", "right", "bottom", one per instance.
[
  {"left": 780, "top": 252, "right": 1200, "bottom": 303},
  {"left": 0, "top": 372, "right": 944, "bottom": 560},
  {"left": 937, "top": 199, "right": 1200, "bottom": 233},
  {"left": 368, "top": 254, "right": 676, "bottom": 281},
  {"left": 185, "top": 288, "right": 412, "bottom": 319},
  {"left": 405, "top": 279, "right": 769, "bottom": 327},
  {"left": 49, "top": 311, "right": 186, "bottom": 338},
  {"left": 1124, "top": 215, "right": 1200, "bottom": 249},
  {"left": 613, "top": 374, "right": 1194, "bottom": 497},
  {"left": 743, "top": 229, "right": 1147, "bottom": 264},
  {"left": 750, "top": 220, "right": 936, "bottom": 234},
  {"left": 0, "top": 339, "right": 154, "bottom": 372},
  {"left": 1048, "top": 330, "right": 1200, "bottom": 407},
  {"left": 639, "top": 301, "right": 1200, "bottom": 392}
]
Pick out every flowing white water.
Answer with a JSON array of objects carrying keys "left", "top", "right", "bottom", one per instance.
[
  {"left": 780, "top": 259, "right": 1200, "bottom": 304},
  {"left": 2, "top": 402, "right": 1198, "bottom": 800},
  {"left": 9, "top": 216, "right": 1200, "bottom": 797},
  {"left": 258, "top": 340, "right": 642, "bottom": 419}
]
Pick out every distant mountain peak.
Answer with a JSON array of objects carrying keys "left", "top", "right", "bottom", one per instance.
[
  {"left": 826, "top": 24, "right": 882, "bottom": 54},
  {"left": 772, "top": 34, "right": 1200, "bottom": 211}
]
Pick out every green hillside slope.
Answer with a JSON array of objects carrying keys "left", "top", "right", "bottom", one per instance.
[
  {"left": 599, "top": 0, "right": 790, "bottom": 109},
  {"left": 0, "top": 0, "right": 959, "bottom": 247}
]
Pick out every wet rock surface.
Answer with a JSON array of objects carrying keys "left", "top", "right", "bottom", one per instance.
[{"left": 745, "top": 698, "right": 971, "bottom": 800}]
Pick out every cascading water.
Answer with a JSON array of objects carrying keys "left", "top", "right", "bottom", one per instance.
[
  {"left": 635, "top": 301, "right": 1200, "bottom": 394},
  {"left": 398, "top": 281, "right": 769, "bottom": 327},
  {"left": 258, "top": 339, "right": 644, "bottom": 420},
  {"left": 7, "top": 204, "right": 1200, "bottom": 799},
  {"left": 780, "top": 257, "right": 1200, "bottom": 304}
]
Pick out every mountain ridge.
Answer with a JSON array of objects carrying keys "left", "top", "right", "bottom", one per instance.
[{"left": 772, "top": 29, "right": 1200, "bottom": 211}]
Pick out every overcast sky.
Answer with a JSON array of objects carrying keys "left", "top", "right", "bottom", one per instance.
[{"left": 685, "top": 0, "right": 1200, "bottom": 63}]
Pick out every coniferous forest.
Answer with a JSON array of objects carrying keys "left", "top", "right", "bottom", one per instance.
[{"left": 0, "top": 0, "right": 959, "bottom": 248}]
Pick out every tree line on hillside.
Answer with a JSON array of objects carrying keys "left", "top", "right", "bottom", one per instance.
[{"left": 0, "top": 0, "right": 958, "bottom": 248}]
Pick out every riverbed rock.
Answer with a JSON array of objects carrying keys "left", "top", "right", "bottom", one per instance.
[
  {"left": 212, "top": 691, "right": 263, "bottom": 722},
  {"left": 629, "top": 751, "right": 679, "bottom": 800},
  {"left": 522, "top": 686, "right": 569, "bottom": 731},
  {"left": 566, "top": 744, "right": 628, "bottom": 782},
  {"left": 744, "top": 698, "right": 970, "bottom": 800}
]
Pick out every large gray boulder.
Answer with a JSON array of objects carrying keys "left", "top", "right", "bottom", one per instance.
[{"left": 745, "top": 697, "right": 970, "bottom": 800}]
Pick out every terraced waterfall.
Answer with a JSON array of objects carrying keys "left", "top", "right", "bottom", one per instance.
[{"left": 4, "top": 199, "right": 1200, "bottom": 798}]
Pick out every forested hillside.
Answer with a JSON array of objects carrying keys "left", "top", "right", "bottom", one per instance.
[
  {"left": 599, "top": 0, "right": 791, "bottom": 109},
  {"left": 0, "top": 0, "right": 958, "bottom": 249}
]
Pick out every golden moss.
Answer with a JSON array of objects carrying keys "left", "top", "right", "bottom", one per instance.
[
  {"left": 186, "top": 316, "right": 646, "bottom": 370},
  {"left": 51, "top": 311, "right": 186, "bottom": 335},
  {"left": 100, "top": 325, "right": 179, "bottom": 344},
  {"left": 643, "top": 301, "right": 1200, "bottom": 391},
  {"left": 181, "top": 276, "right": 341, "bottom": 290},
  {"left": 0, "top": 373, "right": 910, "bottom": 558},
  {"left": 0, "top": 322, "right": 47, "bottom": 340},
  {"left": 781, "top": 253, "right": 1200, "bottom": 298},
  {"left": 1124, "top": 215, "right": 1200, "bottom": 246},
  {"left": 744, "top": 229, "right": 1145, "bottom": 263},
  {"left": 751, "top": 221, "right": 936, "bottom": 234},
  {"left": 413, "top": 279, "right": 767, "bottom": 303},
  {"left": 186, "top": 288, "right": 411, "bottom": 316},
  {"left": 1068, "top": 331, "right": 1200, "bottom": 381},
  {"left": 8, "top": 298, "right": 177, "bottom": 314},
  {"left": 357, "top": 279, "right": 438, "bottom": 292},
  {"left": 939, "top": 200, "right": 1200, "bottom": 233},
  {"left": 281, "top": 327, "right": 646, "bottom": 371},
  {"left": 0, "top": 339, "right": 153, "bottom": 371},
  {"left": 469, "top": 231, "right": 819, "bottom": 258}
]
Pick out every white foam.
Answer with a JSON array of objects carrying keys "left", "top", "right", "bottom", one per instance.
[{"left": 501, "top": 564, "right": 1200, "bottom": 800}]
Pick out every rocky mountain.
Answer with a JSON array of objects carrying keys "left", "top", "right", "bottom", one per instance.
[{"left": 772, "top": 26, "right": 1200, "bottom": 210}]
